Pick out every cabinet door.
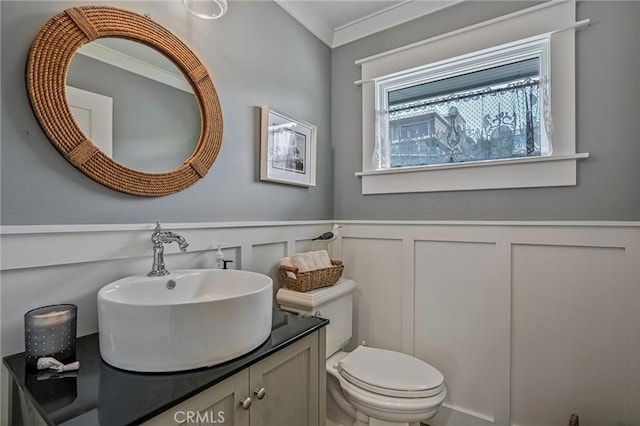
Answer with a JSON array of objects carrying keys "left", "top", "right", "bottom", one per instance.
[
  {"left": 249, "top": 334, "right": 320, "bottom": 426},
  {"left": 144, "top": 369, "right": 250, "bottom": 426}
]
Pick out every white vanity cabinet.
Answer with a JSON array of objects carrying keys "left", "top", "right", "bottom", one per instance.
[{"left": 145, "top": 329, "right": 326, "bottom": 426}]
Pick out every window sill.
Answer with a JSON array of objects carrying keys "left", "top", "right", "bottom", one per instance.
[{"left": 356, "top": 153, "right": 589, "bottom": 194}]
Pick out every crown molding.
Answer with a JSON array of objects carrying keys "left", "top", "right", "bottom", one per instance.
[
  {"left": 274, "top": 0, "right": 460, "bottom": 49},
  {"left": 332, "top": 0, "right": 461, "bottom": 48},
  {"left": 273, "top": 0, "right": 334, "bottom": 46}
]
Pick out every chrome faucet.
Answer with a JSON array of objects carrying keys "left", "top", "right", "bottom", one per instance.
[{"left": 148, "top": 223, "right": 189, "bottom": 277}]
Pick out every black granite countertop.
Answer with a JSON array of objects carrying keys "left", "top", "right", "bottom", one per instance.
[{"left": 3, "top": 309, "right": 328, "bottom": 426}]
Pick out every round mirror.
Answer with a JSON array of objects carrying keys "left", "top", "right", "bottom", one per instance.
[
  {"left": 66, "top": 38, "right": 201, "bottom": 172},
  {"left": 27, "top": 6, "right": 223, "bottom": 196}
]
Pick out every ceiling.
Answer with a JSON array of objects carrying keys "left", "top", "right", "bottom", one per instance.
[
  {"left": 273, "top": 0, "right": 460, "bottom": 48},
  {"left": 307, "top": 1, "right": 404, "bottom": 29}
]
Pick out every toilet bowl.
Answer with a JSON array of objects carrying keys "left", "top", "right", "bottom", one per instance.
[
  {"left": 276, "top": 279, "right": 447, "bottom": 426},
  {"left": 328, "top": 346, "right": 446, "bottom": 424}
]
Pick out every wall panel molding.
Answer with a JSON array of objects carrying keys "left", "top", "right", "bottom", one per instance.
[
  {"left": 0, "top": 221, "right": 334, "bottom": 358},
  {"left": 1, "top": 220, "right": 638, "bottom": 424},
  {"left": 334, "top": 221, "right": 639, "bottom": 426},
  {"left": 0, "top": 221, "right": 334, "bottom": 271}
]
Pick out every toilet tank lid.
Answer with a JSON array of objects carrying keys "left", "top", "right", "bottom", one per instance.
[{"left": 276, "top": 279, "right": 356, "bottom": 311}]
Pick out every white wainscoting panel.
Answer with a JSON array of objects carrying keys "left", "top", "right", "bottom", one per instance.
[
  {"left": 511, "top": 244, "right": 629, "bottom": 426},
  {"left": 249, "top": 242, "right": 288, "bottom": 296},
  {"left": 1, "top": 220, "right": 638, "bottom": 426},
  {"left": 414, "top": 240, "right": 498, "bottom": 423},
  {"left": 295, "top": 238, "right": 331, "bottom": 254},
  {"left": 0, "top": 221, "right": 333, "bottom": 357},
  {"left": 341, "top": 237, "right": 404, "bottom": 352},
  {"left": 333, "top": 222, "right": 639, "bottom": 426},
  {"left": 0, "top": 221, "right": 335, "bottom": 426}
]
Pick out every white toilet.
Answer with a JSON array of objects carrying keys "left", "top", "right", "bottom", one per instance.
[{"left": 276, "top": 279, "right": 446, "bottom": 426}]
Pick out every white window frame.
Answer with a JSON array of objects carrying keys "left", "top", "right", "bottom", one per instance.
[
  {"left": 355, "top": 0, "right": 589, "bottom": 195},
  {"left": 376, "top": 36, "right": 551, "bottom": 169}
]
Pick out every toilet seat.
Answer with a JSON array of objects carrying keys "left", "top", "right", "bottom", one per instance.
[
  {"left": 334, "top": 372, "right": 447, "bottom": 421},
  {"left": 338, "top": 346, "right": 444, "bottom": 398},
  {"left": 327, "top": 354, "right": 447, "bottom": 424}
]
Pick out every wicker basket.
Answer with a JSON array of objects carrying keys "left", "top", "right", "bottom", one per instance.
[{"left": 278, "top": 260, "right": 344, "bottom": 292}]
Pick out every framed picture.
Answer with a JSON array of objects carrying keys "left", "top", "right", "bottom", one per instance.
[{"left": 260, "top": 105, "right": 317, "bottom": 187}]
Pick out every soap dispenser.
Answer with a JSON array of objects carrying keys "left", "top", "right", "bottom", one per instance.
[{"left": 214, "top": 244, "right": 225, "bottom": 269}]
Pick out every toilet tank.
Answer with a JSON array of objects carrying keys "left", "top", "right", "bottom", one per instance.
[{"left": 276, "top": 279, "right": 356, "bottom": 358}]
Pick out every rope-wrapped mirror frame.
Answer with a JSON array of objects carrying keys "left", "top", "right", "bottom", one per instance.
[{"left": 27, "top": 6, "right": 223, "bottom": 196}]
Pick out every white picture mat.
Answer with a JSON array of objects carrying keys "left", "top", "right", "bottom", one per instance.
[{"left": 260, "top": 105, "right": 317, "bottom": 187}]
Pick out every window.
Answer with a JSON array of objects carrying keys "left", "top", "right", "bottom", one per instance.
[
  {"left": 356, "top": 1, "right": 588, "bottom": 194},
  {"left": 376, "top": 42, "right": 550, "bottom": 169}
]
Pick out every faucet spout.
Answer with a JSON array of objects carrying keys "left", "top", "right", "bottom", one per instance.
[
  {"left": 148, "top": 223, "right": 189, "bottom": 276},
  {"left": 153, "top": 231, "right": 189, "bottom": 250}
]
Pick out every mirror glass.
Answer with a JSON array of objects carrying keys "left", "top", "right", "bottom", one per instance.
[{"left": 66, "top": 38, "right": 201, "bottom": 172}]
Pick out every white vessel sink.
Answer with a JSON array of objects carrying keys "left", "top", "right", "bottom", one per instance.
[{"left": 98, "top": 269, "right": 273, "bottom": 372}]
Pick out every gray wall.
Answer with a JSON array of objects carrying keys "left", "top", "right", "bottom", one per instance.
[
  {"left": 1, "top": 0, "right": 333, "bottom": 225},
  {"left": 4, "top": 1, "right": 639, "bottom": 224},
  {"left": 332, "top": 1, "right": 640, "bottom": 221}
]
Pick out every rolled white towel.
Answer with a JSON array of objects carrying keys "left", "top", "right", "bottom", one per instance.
[
  {"left": 290, "top": 254, "right": 310, "bottom": 273},
  {"left": 302, "top": 252, "right": 318, "bottom": 271},
  {"left": 310, "top": 251, "right": 325, "bottom": 269},
  {"left": 279, "top": 257, "right": 293, "bottom": 267},
  {"left": 317, "top": 250, "right": 332, "bottom": 268},
  {"left": 279, "top": 257, "right": 296, "bottom": 279}
]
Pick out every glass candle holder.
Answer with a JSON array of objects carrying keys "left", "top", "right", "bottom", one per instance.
[{"left": 24, "top": 304, "right": 77, "bottom": 366}]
